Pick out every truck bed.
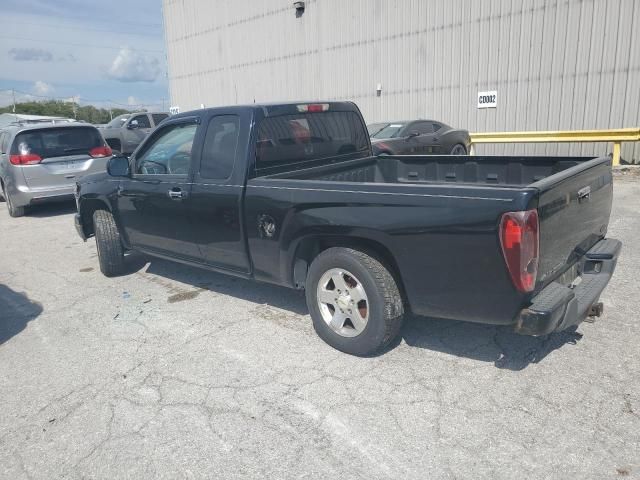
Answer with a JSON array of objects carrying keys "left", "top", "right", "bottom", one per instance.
[
  {"left": 267, "top": 155, "right": 593, "bottom": 187},
  {"left": 250, "top": 154, "right": 613, "bottom": 325}
]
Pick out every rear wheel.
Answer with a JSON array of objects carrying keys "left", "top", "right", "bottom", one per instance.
[
  {"left": 449, "top": 143, "right": 467, "bottom": 155},
  {"left": 3, "top": 185, "right": 26, "bottom": 217},
  {"left": 93, "top": 209, "right": 125, "bottom": 277},
  {"left": 306, "top": 247, "right": 404, "bottom": 356}
]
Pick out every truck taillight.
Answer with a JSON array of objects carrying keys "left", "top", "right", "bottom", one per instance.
[
  {"left": 499, "top": 209, "right": 539, "bottom": 293},
  {"left": 9, "top": 154, "right": 42, "bottom": 165},
  {"left": 89, "top": 146, "right": 112, "bottom": 158},
  {"left": 297, "top": 103, "right": 329, "bottom": 113}
]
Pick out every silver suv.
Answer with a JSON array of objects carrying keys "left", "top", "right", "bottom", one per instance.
[{"left": 0, "top": 122, "right": 112, "bottom": 217}]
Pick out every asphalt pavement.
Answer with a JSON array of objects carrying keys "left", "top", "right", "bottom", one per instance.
[{"left": 0, "top": 177, "right": 638, "bottom": 479}]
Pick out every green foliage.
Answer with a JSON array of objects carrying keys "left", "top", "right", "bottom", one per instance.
[{"left": 0, "top": 100, "right": 135, "bottom": 124}]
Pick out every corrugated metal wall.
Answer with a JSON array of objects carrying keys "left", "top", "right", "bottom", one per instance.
[{"left": 163, "top": 0, "right": 640, "bottom": 162}]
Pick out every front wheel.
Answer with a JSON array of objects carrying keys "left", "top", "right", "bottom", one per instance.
[
  {"left": 93, "top": 209, "right": 125, "bottom": 277},
  {"left": 449, "top": 143, "right": 467, "bottom": 155},
  {"left": 306, "top": 247, "right": 404, "bottom": 356}
]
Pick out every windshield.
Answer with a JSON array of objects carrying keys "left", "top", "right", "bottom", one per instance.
[
  {"left": 371, "top": 123, "right": 406, "bottom": 139},
  {"left": 11, "top": 127, "right": 103, "bottom": 159},
  {"left": 107, "top": 114, "right": 130, "bottom": 128},
  {"left": 367, "top": 123, "right": 387, "bottom": 136}
]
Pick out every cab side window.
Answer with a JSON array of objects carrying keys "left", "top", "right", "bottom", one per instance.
[
  {"left": 200, "top": 115, "right": 240, "bottom": 179},
  {"left": 135, "top": 123, "right": 197, "bottom": 176},
  {"left": 413, "top": 122, "right": 433, "bottom": 135},
  {"left": 131, "top": 114, "right": 151, "bottom": 129}
]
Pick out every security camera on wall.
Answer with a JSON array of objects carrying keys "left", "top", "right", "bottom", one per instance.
[{"left": 294, "top": 1, "right": 305, "bottom": 17}]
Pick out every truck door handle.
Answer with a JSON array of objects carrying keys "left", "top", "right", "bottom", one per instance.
[
  {"left": 168, "top": 188, "right": 185, "bottom": 200},
  {"left": 432, "top": 137, "right": 439, "bottom": 142},
  {"left": 578, "top": 186, "right": 591, "bottom": 202}
]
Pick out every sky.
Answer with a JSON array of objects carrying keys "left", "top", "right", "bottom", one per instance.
[{"left": 0, "top": 0, "right": 169, "bottom": 111}]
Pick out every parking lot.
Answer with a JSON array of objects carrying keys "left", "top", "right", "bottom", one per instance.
[{"left": 0, "top": 175, "right": 638, "bottom": 479}]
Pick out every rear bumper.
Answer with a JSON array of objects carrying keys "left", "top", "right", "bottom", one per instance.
[
  {"left": 514, "top": 238, "right": 622, "bottom": 336},
  {"left": 11, "top": 184, "right": 75, "bottom": 207}
]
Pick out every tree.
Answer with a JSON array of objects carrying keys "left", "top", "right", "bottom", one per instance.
[{"left": 0, "top": 100, "right": 134, "bottom": 124}]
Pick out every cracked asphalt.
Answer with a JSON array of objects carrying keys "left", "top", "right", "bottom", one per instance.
[{"left": 1, "top": 177, "right": 639, "bottom": 480}]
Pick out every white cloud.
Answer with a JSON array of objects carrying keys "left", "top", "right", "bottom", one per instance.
[
  {"left": 107, "top": 47, "right": 160, "bottom": 83},
  {"left": 127, "top": 96, "right": 138, "bottom": 106},
  {"left": 9, "top": 48, "right": 53, "bottom": 62},
  {"left": 33, "top": 80, "right": 53, "bottom": 95}
]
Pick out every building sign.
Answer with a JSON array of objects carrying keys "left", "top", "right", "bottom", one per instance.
[
  {"left": 169, "top": 106, "right": 180, "bottom": 115},
  {"left": 477, "top": 91, "right": 497, "bottom": 108}
]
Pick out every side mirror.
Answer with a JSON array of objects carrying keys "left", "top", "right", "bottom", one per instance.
[
  {"left": 127, "top": 120, "right": 139, "bottom": 130},
  {"left": 107, "top": 155, "right": 130, "bottom": 177},
  {"left": 406, "top": 131, "right": 420, "bottom": 139}
]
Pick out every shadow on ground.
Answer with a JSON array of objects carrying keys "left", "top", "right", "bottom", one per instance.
[
  {"left": 0, "top": 284, "right": 43, "bottom": 345},
  {"left": 123, "top": 252, "right": 308, "bottom": 315},
  {"left": 399, "top": 315, "right": 583, "bottom": 371},
  {"left": 120, "top": 253, "right": 582, "bottom": 370},
  {"left": 25, "top": 201, "right": 77, "bottom": 218}
]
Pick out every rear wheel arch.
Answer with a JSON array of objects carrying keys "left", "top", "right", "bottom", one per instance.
[
  {"left": 449, "top": 143, "right": 467, "bottom": 155},
  {"left": 291, "top": 235, "right": 409, "bottom": 310}
]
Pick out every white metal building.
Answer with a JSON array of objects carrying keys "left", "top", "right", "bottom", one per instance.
[{"left": 163, "top": 0, "right": 640, "bottom": 162}]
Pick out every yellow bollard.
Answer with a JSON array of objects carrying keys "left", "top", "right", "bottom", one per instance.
[{"left": 612, "top": 142, "right": 621, "bottom": 166}]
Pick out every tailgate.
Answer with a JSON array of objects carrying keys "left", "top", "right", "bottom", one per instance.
[{"left": 533, "top": 157, "right": 613, "bottom": 287}]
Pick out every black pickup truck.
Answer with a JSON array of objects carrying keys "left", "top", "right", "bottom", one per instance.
[{"left": 74, "top": 101, "right": 621, "bottom": 356}]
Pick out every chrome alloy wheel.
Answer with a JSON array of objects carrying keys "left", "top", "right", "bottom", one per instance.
[{"left": 316, "top": 268, "right": 369, "bottom": 337}]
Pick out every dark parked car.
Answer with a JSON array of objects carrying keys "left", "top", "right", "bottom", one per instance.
[
  {"left": 100, "top": 112, "right": 169, "bottom": 155},
  {"left": 367, "top": 122, "right": 387, "bottom": 136},
  {"left": 369, "top": 120, "right": 470, "bottom": 155},
  {"left": 75, "top": 101, "right": 620, "bottom": 356}
]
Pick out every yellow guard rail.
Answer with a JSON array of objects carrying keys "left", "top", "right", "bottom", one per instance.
[{"left": 469, "top": 128, "right": 640, "bottom": 166}]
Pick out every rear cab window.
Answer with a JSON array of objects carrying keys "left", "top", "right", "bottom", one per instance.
[
  {"left": 11, "top": 127, "right": 103, "bottom": 160},
  {"left": 255, "top": 110, "right": 369, "bottom": 173}
]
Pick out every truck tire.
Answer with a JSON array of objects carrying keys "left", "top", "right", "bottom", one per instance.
[
  {"left": 3, "top": 185, "right": 26, "bottom": 217},
  {"left": 93, "top": 209, "right": 125, "bottom": 277},
  {"left": 306, "top": 247, "right": 404, "bottom": 356}
]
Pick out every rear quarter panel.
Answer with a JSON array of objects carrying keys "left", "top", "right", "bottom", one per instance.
[
  {"left": 440, "top": 128, "right": 471, "bottom": 153},
  {"left": 244, "top": 178, "right": 536, "bottom": 325}
]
